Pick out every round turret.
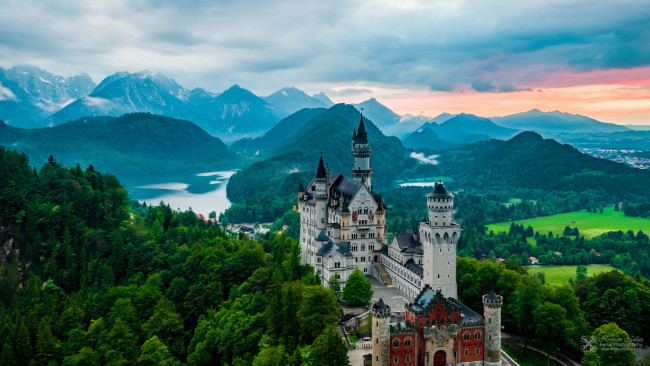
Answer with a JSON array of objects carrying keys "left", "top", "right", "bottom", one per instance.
[
  {"left": 426, "top": 182, "right": 454, "bottom": 226},
  {"left": 371, "top": 298, "right": 391, "bottom": 366},
  {"left": 483, "top": 290, "right": 503, "bottom": 365}
]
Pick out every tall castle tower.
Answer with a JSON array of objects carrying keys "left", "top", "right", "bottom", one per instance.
[
  {"left": 371, "top": 298, "right": 391, "bottom": 366},
  {"left": 482, "top": 290, "right": 503, "bottom": 366},
  {"left": 419, "top": 182, "right": 461, "bottom": 298},
  {"left": 314, "top": 154, "right": 328, "bottom": 232},
  {"left": 351, "top": 114, "right": 372, "bottom": 189}
]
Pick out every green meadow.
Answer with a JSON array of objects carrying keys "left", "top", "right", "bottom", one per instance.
[
  {"left": 527, "top": 265, "right": 620, "bottom": 286},
  {"left": 487, "top": 206, "right": 650, "bottom": 239}
]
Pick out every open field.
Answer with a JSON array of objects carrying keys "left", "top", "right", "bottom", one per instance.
[
  {"left": 527, "top": 264, "right": 620, "bottom": 286},
  {"left": 487, "top": 206, "right": 650, "bottom": 239}
]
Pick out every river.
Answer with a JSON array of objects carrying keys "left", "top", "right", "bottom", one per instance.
[{"left": 126, "top": 170, "right": 236, "bottom": 216}]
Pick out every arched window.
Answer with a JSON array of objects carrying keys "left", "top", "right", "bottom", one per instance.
[
  {"left": 476, "top": 348, "right": 480, "bottom": 355},
  {"left": 464, "top": 349, "right": 469, "bottom": 356},
  {"left": 406, "top": 355, "right": 410, "bottom": 362},
  {"left": 463, "top": 332, "right": 470, "bottom": 341},
  {"left": 394, "top": 356, "right": 398, "bottom": 364},
  {"left": 404, "top": 338, "right": 412, "bottom": 347},
  {"left": 475, "top": 332, "right": 481, "bottom": 340},
  {"left": 393, "top": 339, "right": 400, "bottom": 348}
]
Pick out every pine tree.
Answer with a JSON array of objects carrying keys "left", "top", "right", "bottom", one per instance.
[
  {"left": 1, "top": 340, "right": 18, "bottom": 366},
  {"left": 15, "top": 322, "right": 33, "bottom": 365},
  {"left": 35, "top": 318, "right": 57, "bottom": 364}
]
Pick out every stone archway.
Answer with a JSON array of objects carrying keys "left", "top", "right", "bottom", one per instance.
[{"left": 433, "top": 350, "right": 446, "bottom": 366}]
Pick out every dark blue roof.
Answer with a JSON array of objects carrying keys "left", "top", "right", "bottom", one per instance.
[
  {"left": 316, "top": 230, "right": 329, "bottom": 241},
  {"left": 427, "top": 182, "right": 454, "bottom": 199},
  {"left": 404, "top": 259, "right": 423, "bottom": 277},
  {"left": 394, "top": 233, "right": 423, "bottom": 254}
]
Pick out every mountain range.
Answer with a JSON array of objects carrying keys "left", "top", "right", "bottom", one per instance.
[
  {"left": 262, "top": 87, "right": 333, "bottom": 114},
  {"left": 0, "top": 65, "right": 95, "bottom": 128},
  {"left": 490, "top": 109, "right": 630, "bottom": 133},
  {"left": 0, "top": 65, "right": 644, "bottom": 146},
  {"left": 402, "top": 113, "right": 520, "bottom": 150}
]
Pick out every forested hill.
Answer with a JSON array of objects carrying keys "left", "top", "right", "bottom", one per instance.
[
  {"left": 230, "top": 107, "right": 327, "bottom": 158},
  {"left": 439, "top": 131, "right": 650, "bottom": 200},
  {"left": 0, "top": 147, "right": 349, "bottom": 365},
  {"left": 226, "top": 104, "right": 415, "bottom": 205},
  {"left": 0, "top": 113, "right": 241, "bottom": 180}
]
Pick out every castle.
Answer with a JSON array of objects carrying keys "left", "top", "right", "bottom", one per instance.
[{"left": 298, "top": 113, "right": 502, "bottom": 366}]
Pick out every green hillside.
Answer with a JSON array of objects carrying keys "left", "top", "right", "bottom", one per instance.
[
  {"left": 0, "top": 113, "right": 241, "bottom": 181},
  {"left": 439, "top": 131, "right": 650, "bottom": 200},
  {"left": 226, "top": 104, "right": 415, "bottom": 204}
]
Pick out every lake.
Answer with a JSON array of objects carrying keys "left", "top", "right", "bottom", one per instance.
[
  {"left": 127, "top": 170, "right": 236, "bottom": 216},
  {"left": 398, "top": 181, "right": 440, "bottom": 187}
]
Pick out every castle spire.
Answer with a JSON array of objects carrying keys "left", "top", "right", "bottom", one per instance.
[
  {"left": 316, "top": 153, "right": 327, "bottom": 179},
  {"left": 356, "top": 113, "right": 368, "bottom": 144}
]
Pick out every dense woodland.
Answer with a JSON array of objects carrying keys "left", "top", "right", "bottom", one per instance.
[
  {"left": 0, "top": 147, "right": 348, "bottom": 365},
  {"left": 2, "top": 141, "right": 650, "bottom": 365}
]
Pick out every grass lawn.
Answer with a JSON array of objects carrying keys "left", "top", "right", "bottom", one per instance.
[
  {"left": 527, "top": 264, "right": 620, "bottom": 286},
  {"left": 502, "top": 344, "right": 562, "bottom": 366},
  {"left": 487, "top": 206, "right": 650, "bottom": 239}
]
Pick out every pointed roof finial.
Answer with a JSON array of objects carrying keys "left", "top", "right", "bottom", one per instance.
[
  {"left": 356, "top": 111, "right": 368, "bottom": 144},
  {"left": 316, "top": 153, "right": 327, "bottom": 179}
]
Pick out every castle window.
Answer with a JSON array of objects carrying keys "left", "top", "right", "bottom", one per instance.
[
  {"left": 406, "top": 355, "right": 410, "bottom": 362},
  {"left": 489, "top": 318, "right": 491, "bottom": 324},
  {"left": 394, "top": 357, "right": 398, "bottom": 364},
  {"left": 476, "top": 348, "right": 480, "bottom": 355},
  {"left": 464, "top": 349, "right": 469, "bottom": 356},
  {"left": 404, "top": 339, "right": 411, "bottom": 347},
  {"left": 463, "top": 333, "right": 470, "bottom": 341},
  {"left": 475, "top": 332, "right": 481, "bottom": 340},
  {"left": 393, "top": 340, "right": 400, "bottom": 348}
]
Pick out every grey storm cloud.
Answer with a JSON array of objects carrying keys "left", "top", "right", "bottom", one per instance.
[{"left": 0, "top": 0, "right": 649, "bottom": 94}]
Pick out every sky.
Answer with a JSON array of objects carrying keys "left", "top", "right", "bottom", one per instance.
[{"left": 1, "top": 0, "right": 649, "bottom": 124}]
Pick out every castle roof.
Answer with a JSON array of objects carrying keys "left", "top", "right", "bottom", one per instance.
[
  {"left": 316, "top": 154, "right": 327, "bottom": 179},
  {"left": 354, "top": 115, "right": 369, "bottom": 144},
  {"left": 426, "top": 182, "right": 454, "bottom": 199},
  {"left": 316, "top": 230, "right": 329, "bottom": 242},
  {"left": 315, "top": 240, "right": 353, "bottom": 257},
  {"left": 404, "top": 259, "right": 423, "bottom": 277},
  {"left": 448, "top": 297, "right": 483, "bottom": 324},
  {"left": 393, "top": 233, "right": 423, "bottom": 255},
  {"left": 407, "top": 286, "right": 483, "bottom": 325},
  {"left": 373, "top": 298, "right": 388, "bottom": 310},
  {"left": 486, "top": 289, "right": 499, "bottom": 302}
]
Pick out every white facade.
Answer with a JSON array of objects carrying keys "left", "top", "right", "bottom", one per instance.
[
  {"left": 298, "top": 116, "right": 461, "bottom": 300},
  {"left": 298, "top": 116, "right": 386, "bottom": 286}
]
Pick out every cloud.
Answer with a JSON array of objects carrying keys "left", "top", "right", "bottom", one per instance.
[
  {"left": 0, "top": 0, "right": 649, "bottom": 95},
  {"left": 82, "top": 96, "right": 111, "bottom": 107},
  {"left": 410, "top": 152, "right": 438, "bottom": 165},
  {"left": 0, "top": 83, "right": 17, "bottom": 101},
  {"left": 327, "top": 88, "right": 373, "bottom": 97}
]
